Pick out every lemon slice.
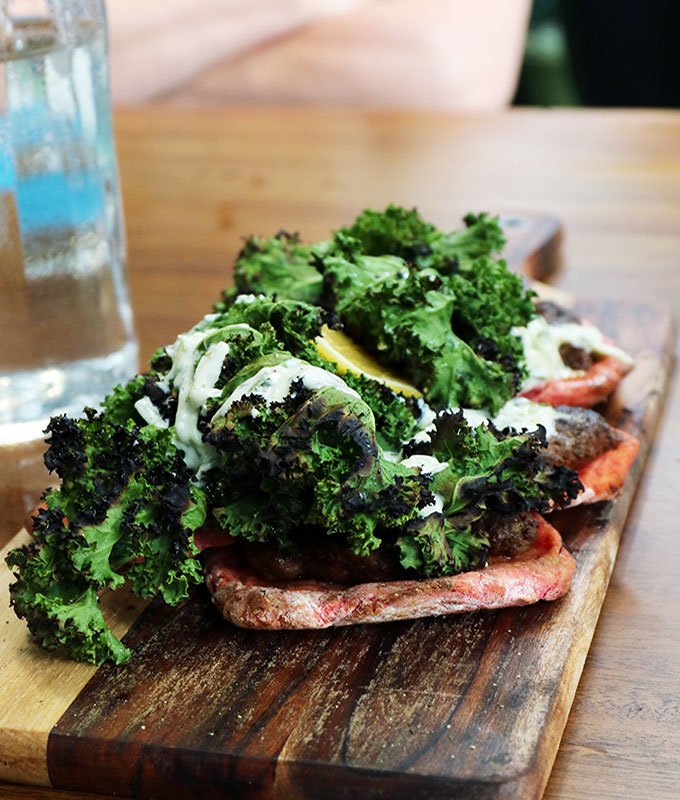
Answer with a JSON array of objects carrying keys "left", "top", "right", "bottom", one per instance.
[{"left": 315, "top": 326, "right": 422, "bottom": 398}]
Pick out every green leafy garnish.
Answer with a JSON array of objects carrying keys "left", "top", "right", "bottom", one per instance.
[
  {"left": 7, "top": 414, "right": 206, "bottom": 664},
  {"left": 231, "top": 206, "right": 537, "bottom": 412},
  {"left": 332, "top": 205, "right": 506, "bottom": 272},
  {"left": 229, "top": 230, "right": 323, "bottom": 304}
]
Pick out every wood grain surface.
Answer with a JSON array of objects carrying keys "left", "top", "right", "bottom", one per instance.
[{"left": 1, "top": 107, "right": 679, "bottom": 800}]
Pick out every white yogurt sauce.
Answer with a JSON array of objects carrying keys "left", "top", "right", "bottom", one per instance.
[
  {"left": 512, "top": 316, "right": 633, "bottom": 390},
  {"left": 162, "top": 328, "right": 229, "bottom": 471},
  {"left": 419, "top": 493, "right": 445, "bottom": 517},
  {"left": 213, "top": 357, "right": 360, "bottom": 419},
  {"left": 139, "top": 321, "right": 257, "bottom": 473},
  {"left": 399, "top": 454, "right": 448, "bottom": 518},
  {"left": 134, "top": 396, "right": 169, "bottom": 429},
  {"left": 460, "top": 397, "right": 560, "bottom": 438},
  {"left": 400, "top": 454, "right": 449, "bottom": 475},
  {"left": 415, "top": 397, "right": 437, "bottom": 429}
]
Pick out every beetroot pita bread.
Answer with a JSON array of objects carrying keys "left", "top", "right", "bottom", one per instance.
[
  {"left": 572, "top": 429, "right": 640, "bottom": 506},
  {"left": 202, "top": 514, "right": 574, "bottom": 630},
  {"left": 519, "top": 354, "right": 631, "bottom": 407}
]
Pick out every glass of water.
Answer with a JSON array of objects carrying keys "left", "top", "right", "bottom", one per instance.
[{"left": 0, "top": 0, "right": 137, "bottom": 446}]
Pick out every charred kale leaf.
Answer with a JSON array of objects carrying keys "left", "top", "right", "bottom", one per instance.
[
  {"left": 6, "top": 412, "right": 206, "bottom": 665},
  {"left": 212, "top": 292, "right": 335, "bottom": 365},
  {"left": 335, "top": 370, "right": 420, "bottom": 452},
  {"left": 204, "top": 357, "right": 432, "bottom": 556},
  {"left": 424, "top": 410, "right": 582, "bottom": 517},
  {"left": 395, "top": 411, "right": 582, "bottom": 576}
]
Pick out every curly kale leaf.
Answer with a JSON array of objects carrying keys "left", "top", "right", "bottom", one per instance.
[
  {"left": 332, "top": 206, "right": 506, "bottom": 272},
  {"left": 394, "top": 411, "right": 581, "bottom": 577},
  {"left": 323, "top": 207, "right": 536, "bottom": 403},
  {"left": 211, "top": 293, "right": 334, "bottom": 365},
  {"left": 393, "top": 407, "right": 584, "bottom": 576},
  {"left": 101, "top": 375, "right": 146, "bottom": 425},
  {"left": 334, "top": 370, "right": 420, "bottom": 452},
  {"left": 333, "top": 205, "right": 438, "bottom": 264},
  {"left": 204, "top": 367, "right": 432, "bottom": 556},
  {"left": 5, "top": 413, "right": 207, "bottom": 665},
  {"left": 448, "top": 254, "right": 536, "bottom": 375},
  {"left": 426, "top": 211, "right": 507, "bottom": 272},
  {"left": 396, "top": 516, "right": 489, "bottom": 578},
  {"left": 228, "top": 230, "right": 323, "bottom": 304},
  {"left": 226, "top": 208, "right": 509, "bottom": 306},
  {"left": 4, "top": 541, "right": 132, "bottom": 665},
  {"left": 409, "top": 409, "right": 582, "bottom": 518},
  {"left": 321, "top": 257, "right": 516, "bottom": 412}
]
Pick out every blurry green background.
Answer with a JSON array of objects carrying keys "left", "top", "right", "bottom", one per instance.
[{"left": 514, "top": 0, "right": 680, "bottom": 107}]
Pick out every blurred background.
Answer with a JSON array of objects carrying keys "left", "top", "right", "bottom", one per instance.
[
  {"left": 106, "top": 0, "right": 680, "bottom": 109},
  {"left": 515, "top": 0, "right": 680, "bottom": 108}
]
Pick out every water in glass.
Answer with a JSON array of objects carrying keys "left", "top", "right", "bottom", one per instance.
[{"left": 0, "top": 1, "right": 137, "bottom": 445}]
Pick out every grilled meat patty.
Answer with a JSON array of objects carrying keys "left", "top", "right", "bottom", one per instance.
[
  {"left": 473, "top": 511, "right": 540, "bottom": 558},
  {"left": 242, "top": 540, "right": 405, "bottom": 584},
  {"left": 546, "top": 406, "right": 624, "bottom": 470},
  {"left": 536, "top": 301, "right": 596, "bottom": 371},
  {"left": 240, "top": 510, "right": 541, "bottom": 585},
  {"left": 558, "top": 342, "right": 595, "bottom": 371}
]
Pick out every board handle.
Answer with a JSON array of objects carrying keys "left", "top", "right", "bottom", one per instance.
[{"left": 499, "top": 211, "right": 563, "bottom": 281}]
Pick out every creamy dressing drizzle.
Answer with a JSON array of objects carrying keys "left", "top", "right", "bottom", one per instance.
[
  {"left": 462, "top": 397, "right": 559, "bottom": 438},
  {"left": 400, "top": 454, "right": 449, "bottom": 475},
  {"left": 212, "top": 357, "right": 360, "bottom": 419},
  {"left": 233, "top": 293, "right": 261, "bottom": 304},
  {"left": 419, "top": 493, "right": 445, "bottom": 518},
  {"left": 512, "top": 316, "right": 633, "bottom": 390},
  {"left": 410, "top": 398, "right": 438, "bottom": 445},
  {"left": 141, "top": 321, "right": 259, "bottom": 475},
  {"left": 415, "top": 397, "right": 437, "bottom": 429},
  {"left": 134, "top": 396, "right": 169, "bottom": 429},
  {"left": 399, "top": 454, "right": 449, "bottom": 517},
  {"left": 162, "top": 327, "right": 228, "bottom": 472}
]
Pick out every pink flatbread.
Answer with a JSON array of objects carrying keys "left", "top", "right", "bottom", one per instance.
[
  {"left": 519, "top": 354, "right": 631, "bottom": 407},
  {"left": 572, "top": 429, "right": 640, "bottom": 506},
  {"left": 203, "top": 514, "right": 575, "bottom": 630}
]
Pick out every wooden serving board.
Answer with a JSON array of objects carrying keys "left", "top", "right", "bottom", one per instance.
[{"left": 0, "top": 299, "right": 674, "bottom": 800}]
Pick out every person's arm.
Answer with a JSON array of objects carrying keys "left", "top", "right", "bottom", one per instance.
[
  {"left": 108, "top": 0, "right": 531, "bottom": 110},
  {"left": 107, "top": 0, "right": 365, "bottom": 102},
  {"left": 188, "top": 0, "right": 531, "bottom": 109}
]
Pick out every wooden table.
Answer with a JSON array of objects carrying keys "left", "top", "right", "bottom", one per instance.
[{"left": 1, "top": 107, "right": 678, "bottom": 799}]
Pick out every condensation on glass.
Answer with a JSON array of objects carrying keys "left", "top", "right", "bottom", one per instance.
[{"left": 0, "top": 0, "right": 137, "bottom": 445}]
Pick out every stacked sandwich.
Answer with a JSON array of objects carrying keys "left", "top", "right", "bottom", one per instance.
[{"left": 6, "top": 207, "right": 639, "bottom": 664}]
